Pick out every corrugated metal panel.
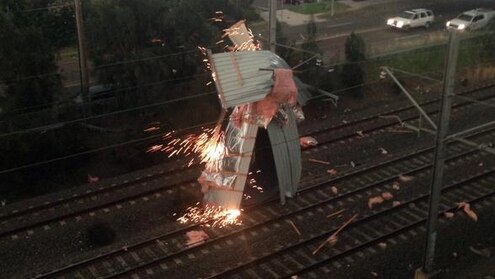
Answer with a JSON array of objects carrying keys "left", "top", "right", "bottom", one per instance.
[
  {"left": 209, "top": 51, "right": 274, "bottom": 108},
  {"left": 225, "top": 20, "right": 257, "bottom": 51},
  {"left": 209, "top": 50, "right": 312, "bottom": 108},
  {"left": 203, "top": 189, "right": 244, "bottom": 209},
  {"left": 202, "top": 114, "right": 259, "bottom": 210},
  {"left": 267, "top": 110, "right": 301, "bottom": 204}
]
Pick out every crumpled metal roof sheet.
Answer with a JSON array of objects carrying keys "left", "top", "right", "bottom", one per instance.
[
  {"left": 267, "top": 109, "right": 301, "bottom": 205},
  {"left": 209, "top": 50, "right": 275, "bottom": 108},
  {"left": 209, "top": 50, "right": 312, "bottom": 108}
]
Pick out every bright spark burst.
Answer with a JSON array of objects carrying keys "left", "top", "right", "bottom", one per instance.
[
  {"left": 248, "top": 169, "right": 264, "bottom": 193},
  {"left": 177, "top": 204, "right": 242, "bottom": 228},
  {"left": 222, "top": 25, "right": 261, "bottom": 52},
  {"left": 144, "top": 126, "right": 160, "bottom": 132},
  {"left": 148, "top": 127, "right": 226, "bottom": 167},
  {"left": 200, "top": 129, "right": 226, "bottom": 172}
]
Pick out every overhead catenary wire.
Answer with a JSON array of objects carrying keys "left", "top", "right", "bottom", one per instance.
[
  {"left": 0, "top": 76, "right": 391, "bottom": 140},
  {"left": 0, "top": 112, "right": 308, "bottom": 176},
  {"left": 2, "top": 76, "right": 495, "bottom": 176},
  {"left": 92, "top": 50, "right": 199, "bottom": 70},
  {"left": 20, "top": 3, "right": 73, "bottom": 12},
  {"left": 3, "top": 48, "right": 492, "bottom": 136},
  {"left": 0, "top": 90, "right": 218, "bottom": 139},
  {"left": 6, "top": 65, "right": 487, "bottom": 141},
  {"left": 0, "top": 131, "right": 165, "bottom": 175},
  {"left": 4, "top": 28, "right": 492, "bottom": 114},
  {"left": 0, "top": 48, "right": 202, "bottom": 84},
  {"left": 3, "top": 72, "right": 211, "bottom": 115}
]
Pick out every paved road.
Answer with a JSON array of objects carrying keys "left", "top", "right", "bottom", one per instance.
[
  {"left": 251, "top": 0, "right": 493, "bottom": 63},
  {"left": 281, "top": 0, "right": 491, "bottom": 38}
]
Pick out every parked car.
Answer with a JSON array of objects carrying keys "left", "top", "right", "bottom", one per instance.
[
  {"left": 387, "top": 9, "right": 434, "bottom": 31},
  {"left": 446, "top": 8, "right": 495, "bottom": 31}
]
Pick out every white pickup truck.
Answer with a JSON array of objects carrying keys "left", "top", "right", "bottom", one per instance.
[
  {"left": 446, "top": 8, "right": 495, "bottom": 31},
  {"left": 387, "top": 9, "right": 435, "bottom": 31}
]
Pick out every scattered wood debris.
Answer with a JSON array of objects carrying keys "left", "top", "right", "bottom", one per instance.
[
  {"left": 469, "top": 246, "right": 491, "bottom": 258},
  {"left": 444, "top": 212, "right": 455, "bottom": 219},
  {"left": 356, "top": 131, "right": 365, "bottom": 137},
  {"left": 327, "top": 235, "right": 338, "bottom": 246},
  {"left": 326, "top": 209, "right": 346, "bottom": 218},
  {"left": 379, "top": 147, "right": 388, "bottom": 155},
  {"left": 398, "top": 174, "right": 414, "bottom": 182},
  {"left": 381, "top": 192, "right": 394, "bottom": 200},
  {"left": 289, "top": 220, "right": 302, "bottom": 236},
  {"left": 308, "top": 158, "right": 330, "bottom": 165},
  {"left": 331, "top": 186, "right": 339, "bottom": 194},
  {"left": 300, "top": 137, "right": 318, "bottom": 147},
  {"left": 313, "top": 214, "right": 358, "bottom": 255},
  {"left": 327, "top": 169, "right": 338, "bottom": 175},
  {"left": 368, "top": 196, "right": 384, "bottom": 209},
  {"left": 185, "top": 230, "right": 209, "bottom": 248},
  {"left": 378, "top": 242, "right": 387, "bottom": 249},
  {"left": 350, "top": 161, "right": 356, "bottom": 167},
  {"left": 457, "top": 202, "right": 478, "bottom": 221},
  {"left": 388, "top": 128, "right": 414, "bottom": 134},
  {"left": 371, "top": 271, "right": 379, "bottom": 277},
  {"left": 368, "top": 192, "right": 394, "bottom": 209}
]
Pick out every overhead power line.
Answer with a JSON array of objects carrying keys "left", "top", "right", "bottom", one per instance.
[
  {"left": 21, "top": 4, "right": 73, "bottom": 12},
  {"left": 0, "top": 48, "right": 201, "bottom": 84},
  {"left": 0, "top": 90, "right": 217, "bottom": 139},
  {"left": 3, "top": 72, "right": 211, "bottom": 115},
  {"left": 0, "top": 113, "right": 308, "bottom": 176}
]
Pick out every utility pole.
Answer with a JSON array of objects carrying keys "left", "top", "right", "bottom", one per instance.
[
  {"left": 268, "top": 0, "right": 277, "bottom": 52},
  {"left": 416, "top": 30, "right": 460, "bottom": 278},
  {"left": 74, "top": 0, "right": 89, "bottom": 104}
]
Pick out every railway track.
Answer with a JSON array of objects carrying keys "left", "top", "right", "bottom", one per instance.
[
  {"left": 1, "top": 83, "right": 494, "bottom": 243},
  {"left": 217, "top": 169, "right": 495, "bottom": 279},
  {"left": 32, "top": 124, "right": 495, "bottom": 278},
  {"left": 0, "top": 82, "right": 491, "bottom": 278}
]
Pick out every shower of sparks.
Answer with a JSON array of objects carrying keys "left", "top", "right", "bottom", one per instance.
[
  {"left": 177, "top": 203, "right": 242, "bottom": 228},
  {"left": 248, "top": 170, "right": 264, "bottom": 193},
  {"left": 144, "top": 126, "right": 160, "bottom": 132},
  {"left": 198, "top": 19, "right": 260, "bottom": 89},
  {"left": 147, "top": 127, "right": 226, "bottom": 168},
  {"left": 221, "top": 23, "right": 261, "bottom": 52},
  {"left": 209, "top": 11, "right": 224, "bottom": 23},
  {"left": 147, "top": 144, "right": 163, "bottom": 153},
  {"left": 200, "top": 129, "right": 226, "bottom": 172}
]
